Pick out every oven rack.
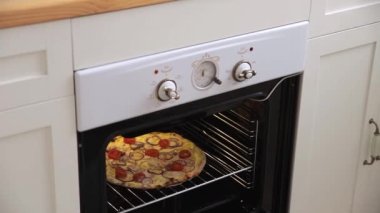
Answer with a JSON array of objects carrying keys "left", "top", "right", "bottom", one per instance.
[
  {"left": 180, "top": 109, "right": 259, "bottom": 188},
  {"left": 107, "top": 150, "right": 252, "bottom": 213},
  {"left": 108, "top": 106, "right": 259, "bottom": 213}
]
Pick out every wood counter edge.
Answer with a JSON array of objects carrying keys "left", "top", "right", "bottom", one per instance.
[{"left": 0, "top": 0, "right": 174, "bottom": 29}]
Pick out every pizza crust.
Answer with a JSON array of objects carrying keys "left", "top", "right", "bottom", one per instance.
[{"left": 105, "top": 132, "right": 206, "bottom": 189}]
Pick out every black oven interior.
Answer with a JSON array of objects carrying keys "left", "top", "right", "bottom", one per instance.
[{"left": 78, "top": 75, "right": 300, "bottom": 213}]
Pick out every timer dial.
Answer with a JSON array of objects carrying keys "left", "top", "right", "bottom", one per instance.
[
  {"left": 192, "top": 61, "right": 221, "bottom": 89},
  {"left": 233, "top": 61, "right": 256, "bottom": 82},
  {"left": 156, "top": 79, "right": 180, "bottom": 101}
]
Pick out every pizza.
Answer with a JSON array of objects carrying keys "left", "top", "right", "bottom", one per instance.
[{"left": 105, "top": 132, "right": 206, "bottom": 189}]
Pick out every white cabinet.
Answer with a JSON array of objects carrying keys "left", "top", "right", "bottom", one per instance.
[
  {"left": 351, "top": 27, "right": 380, "bottom": 213},
  {"left": 0, "top": 20, "right": 80, "bottom": 213},
  {"left": 0, "top": 97, "right": 80, "bottom": 213},
  {"left": 309, "top": 0, "right": 380, "bottom": 37},
  {"left": 290, "top": 22, "right": 380, "bottom": 213}
]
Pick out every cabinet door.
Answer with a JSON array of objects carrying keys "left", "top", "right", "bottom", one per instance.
[
  {"left": 0, "top": 97, "right": 80, "bottom": 213},
  {"left": 310, "top": 0, "right": 380, "bottom": 37},
  {"left": 0, "top": 20, "right": 73, "bottom": 111},
  {"left": 290, "top": 22, "right": 380, "bottom": 213},
  {"left": 351, "top": 27, "right": 380, "bottom": 213}
]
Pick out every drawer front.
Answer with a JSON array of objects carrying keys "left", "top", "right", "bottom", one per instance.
[
  {"left": 0, "top": 96, "right": 79, "bottom": 213},
  {"left": 0, "top": 20, "right": 73, "bottom": 111}
]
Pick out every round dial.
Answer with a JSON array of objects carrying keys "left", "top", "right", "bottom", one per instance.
[{"left": 192, "top": 61, "right": 218, "bottom": 89}]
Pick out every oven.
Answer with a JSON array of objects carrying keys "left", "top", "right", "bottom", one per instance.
[{"left": 74, "top": 22, "right": 308, "bottom": 213}]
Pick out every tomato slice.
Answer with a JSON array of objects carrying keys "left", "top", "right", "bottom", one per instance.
[
  {"left": 179, "top": 150, "right": 191, "bottom": 159},
  {"left": 115, "top": 167, "right": 127, "bottom": 179},
  {"left": 167, "top": 161, "right": 184, "bottom": 171},
  {"left": 107, "top": 149, "right": 123, "bottom": 160},
  {"left": 145, "top": 149, "right": 159, "bottom": 158},
  {"left": 124, "top": 137, "right": 136, "bottom": 144},
  {"left": 133, "top": 172, "right": 146, "bottom": 182},
  {"left": 159, "top": 139, "right": 170, "bottom": 148},
  {"left": 174, "top": 159, "right": 187, "bottom": 166}
]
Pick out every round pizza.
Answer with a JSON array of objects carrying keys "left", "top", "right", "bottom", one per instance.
[{"left": 105, "top": 132, "right": 206, "bottom": 189}]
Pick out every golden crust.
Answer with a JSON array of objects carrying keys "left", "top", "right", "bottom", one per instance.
[{"left": 106, "top": 132, "right": 206, "bottom": 189}]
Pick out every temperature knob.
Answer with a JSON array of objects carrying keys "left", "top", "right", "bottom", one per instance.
[
  {"left": 156, "top": 79, "right": 180, "bottom": 101},
  {"left": 233, "top": 61, "right": 256, "bottom": 82}
]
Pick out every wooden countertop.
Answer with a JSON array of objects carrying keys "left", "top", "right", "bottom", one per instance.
[{"left": 0, "top": 0, "right": 174, "bottom": 29}]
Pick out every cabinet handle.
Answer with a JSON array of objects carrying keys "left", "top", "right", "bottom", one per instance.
[
  {"left": 363, "top": 119, "right": 379, "bottom": 165},
  {"left": 370, "top": 119, "right": 380, "bottom": 135},
  {"left": 370, "top": 119, "right": 380, "bottom": 161}
]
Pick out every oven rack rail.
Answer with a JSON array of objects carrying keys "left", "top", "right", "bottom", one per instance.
[{"left": 107, "top": 151, "right": 252, "bottom": 213}]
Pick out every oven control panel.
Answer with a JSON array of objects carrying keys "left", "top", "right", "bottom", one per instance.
[{"left": 75, "top": 22, "right": 308, "bottom": 131}]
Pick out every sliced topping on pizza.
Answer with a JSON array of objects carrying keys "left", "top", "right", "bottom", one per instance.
[
  {"left": 174, "top": 159, "right": 187, "bottom": 166},
  {"left": 179, "top": 149, "right": 192, "bottom": 159},
  {"left": 130, "top": 142, "right": 144, "bottom": 150},
  {"left": 133, "top": 172, "right": 146, "bottom": 182},
  {"left": 159, "top": 139, "right": 170, "bottom": 149},
  {"left": 142, "top": 177, "right": 153, "bottom": 186},
  {"left": 129, "top": 151, "right": 144, "bottom": 161},
  {"left": 124, "top": 137, "right": 136, "bottom": 144},
  {"left": 148, "top": 168, "right": 164, "bottom": 175},
  {"left": 115, "top": 167, "right": 126, "bottom": 178},
  {"left": 109, "top": 154, "right": 128, "bottom": 167},
  {"left": 145, "top": 149, "right": 159, "bottom": 158},
  {"left": 115, "top": 167, "right": 133, "bottom": 182},
  {"left": 126, "top": 161, "right": 140, "bottom": 172},
  {"left": 110, "top": 160, "right": 126, "bottom": 167},
  {"left": 138, "top": 159, "right": 158, "bottom": 170},
  {"left": 168, "top": 138, "right": 183, "bottom": 147},
  {"left": 166, "top": 160, "right": 186, "bottom": 171},
  {"left": 107, "top": 149, "right": 124, "bottom": 160},
  {"left": 146, "top": 135, "right": 160, "bottom": 145},
  {"left": 159, "top": 151, "right": 174, "bottom": 160},
  {"left": 140, "top": 159, "right": 164, "bottom": 175}
]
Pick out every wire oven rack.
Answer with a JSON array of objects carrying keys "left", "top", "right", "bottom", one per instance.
[{"left": 107, "top": 105, "right": 258, "bottom": 213}]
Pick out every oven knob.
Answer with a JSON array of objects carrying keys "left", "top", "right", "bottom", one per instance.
[
  {"left": 233, "top": 61, "right": 256, "bottom": 82},
  {"left": 156, "top": 79, "right": 180, "bottom": 101}
]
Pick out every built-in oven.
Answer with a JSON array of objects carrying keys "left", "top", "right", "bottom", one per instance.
[{"left": 74, "top": 22, "right": 308, "bottom": 213}]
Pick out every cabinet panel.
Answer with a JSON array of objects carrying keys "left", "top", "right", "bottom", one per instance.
[
  {"left": 0, "top": 20, "right": 73, "bottom": 111},
  {"left": 0, "top": 128, "right": 55, "bottom": 213},
  {"left": 0, "top": 97, "right": 80, "bottom": 213},
  {"left": 290, "top": 22, "right": 380, "bottom": 213},
  {"left": 0, "top": 51, "right": 47, "bottom": 82},
  {"left": 310, "top": 0, "right": 380, "bottom": 37}
]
